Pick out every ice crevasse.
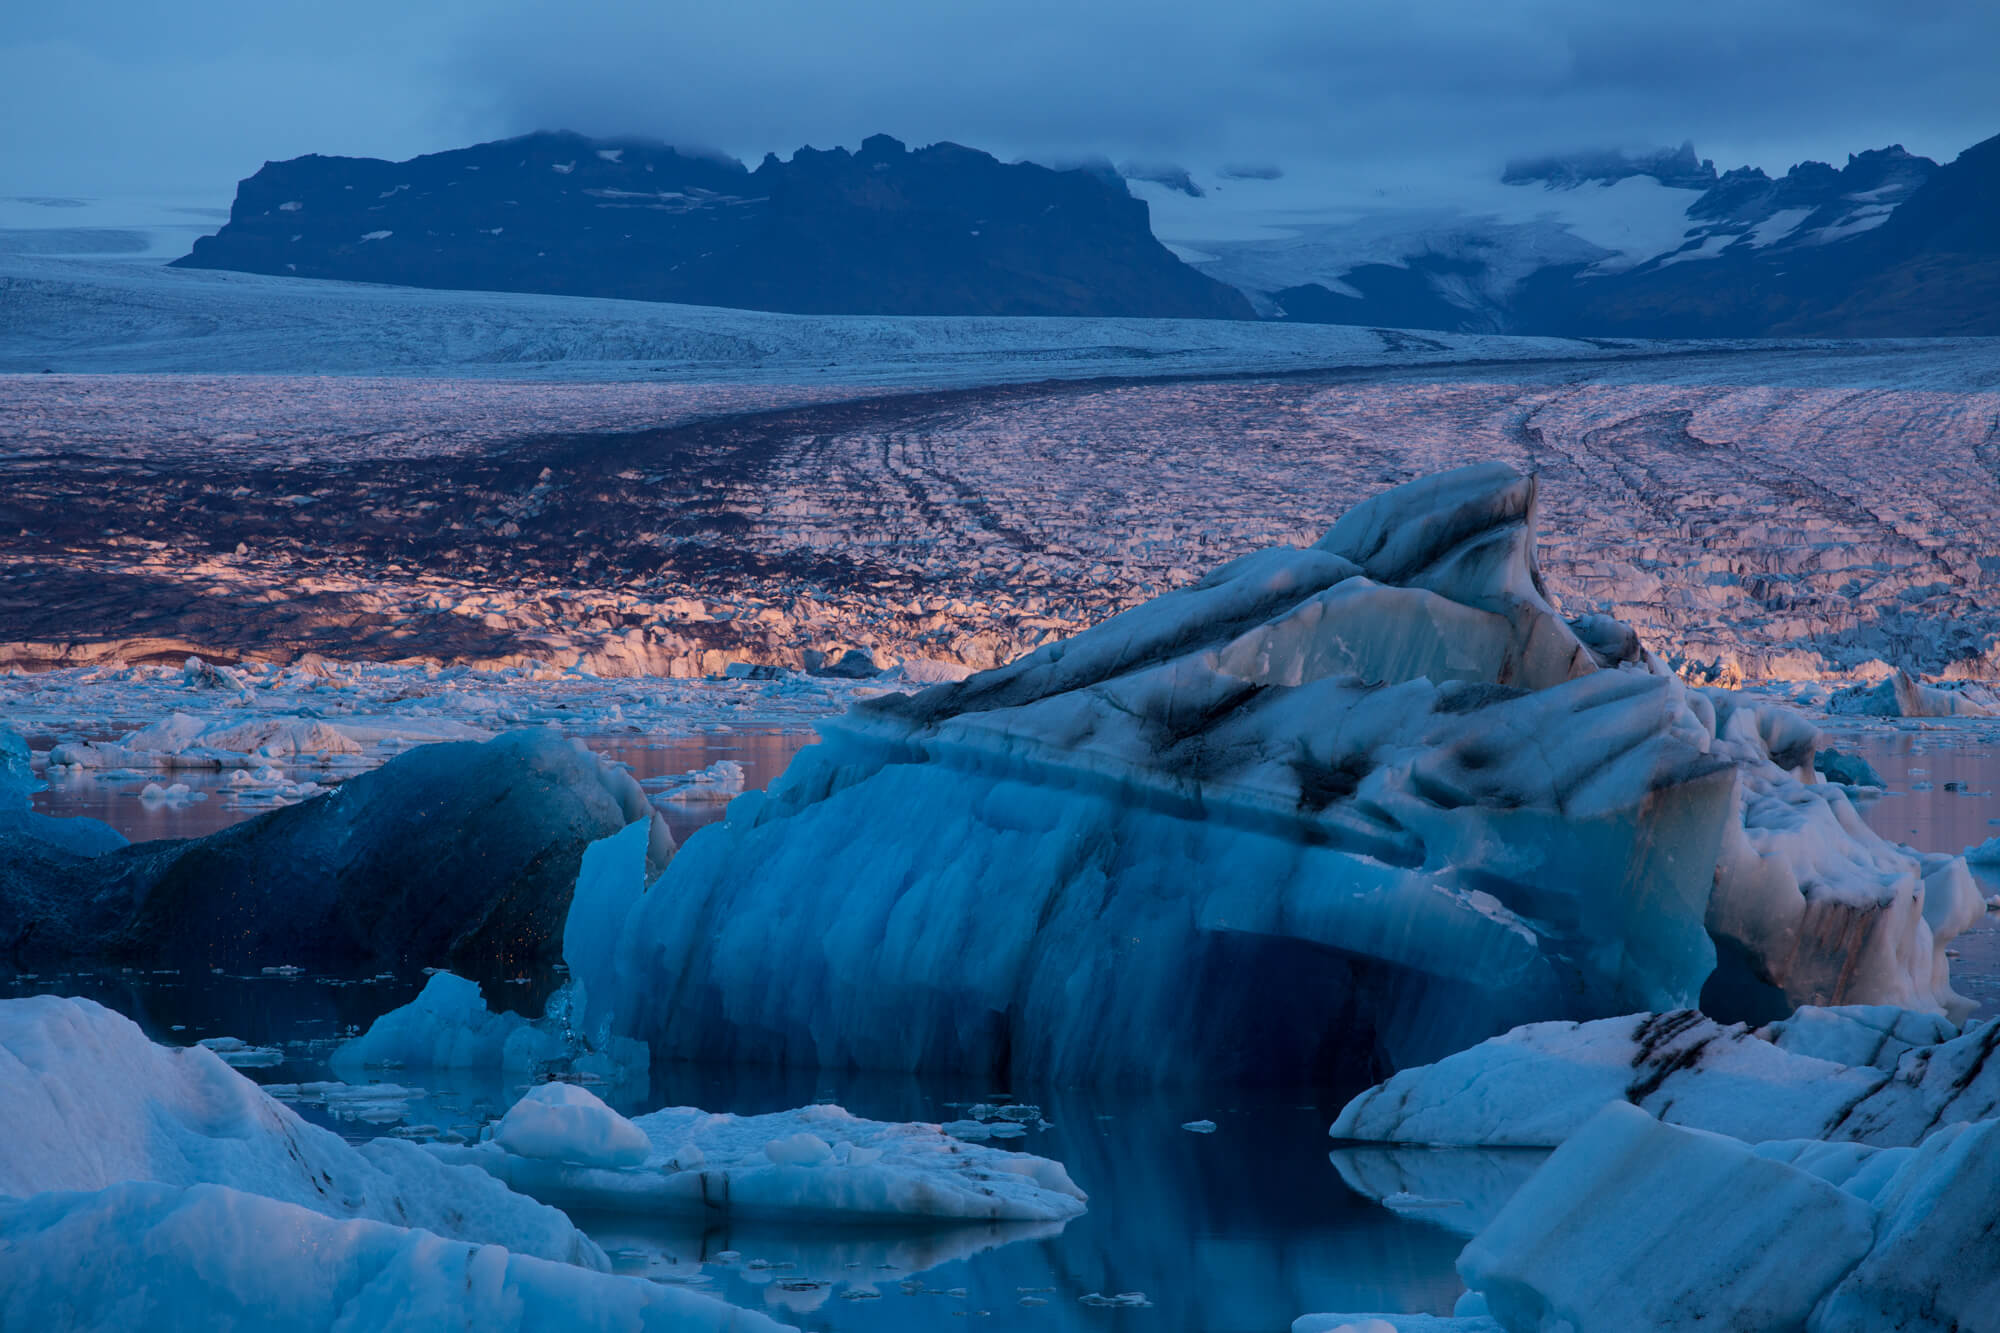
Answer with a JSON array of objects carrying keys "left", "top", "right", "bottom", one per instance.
[{"left": 565, "top": 463, "right": 1980, "bottom": 1086}]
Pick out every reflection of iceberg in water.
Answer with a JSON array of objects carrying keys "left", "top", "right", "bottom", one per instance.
[
  {"left": 1328, "top": 1146, "right": 1550, "bottom": 1238},
  {"left": 581, "top": 1212, "right": 1072, "bottom": 1314}
]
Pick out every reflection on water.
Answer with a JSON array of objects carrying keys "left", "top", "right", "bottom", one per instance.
[
  {"left": 1824, "top": 724, "right": 2000, "bottom": 1018},
  {"left": 1829, "top": 724, "right": 2000, "bottom": 853},
  {"left": 28, "top": 726, "right": 819, "bottom": 845},
  {"left": 0, "top": 965, "right": 1469, "bottom": 1331},
  {"left": 14, "top": 716, "right": 2000, "bottom": 1325}
]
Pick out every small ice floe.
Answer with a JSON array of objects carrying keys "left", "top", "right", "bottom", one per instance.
[
  {"left": 260, "top": 965, "right": 305, "bottom": 977},
  {"left": 644, "top": 759, "right": 746, "bottom": 804},
  {"left": 138, "top": 781, "right": 206, "bottom": 806},
  {"left": 226, "top": 764, "right": 326, "bottom": 808},
  {"left": 196, "top": 1036, "right": 284, "bottom": 1068},
  {"left": 430, "top": 1090, "right": 1087, "bottom": 1224},
  {"left": 1080, "top": 1291, "right": 1153, "bottom": 1308},
  {"left": 0, "top": 996, "right": 601, "bottom": 1269},
  {"left": 494, "top": 1083, "right": 652, "bottom": 1169},
  {"left": 1181, "top": 1119, "right": 1218, "bottom": 1134},
  {"left": 266, "top": 1081, "right": 420, "bottom": 1126}
]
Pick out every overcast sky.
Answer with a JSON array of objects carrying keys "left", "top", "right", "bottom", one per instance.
[{"left": 6, "top": 0, "right": 1997, "bottom": 199}]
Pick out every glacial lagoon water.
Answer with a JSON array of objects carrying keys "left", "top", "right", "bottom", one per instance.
[{"left": 10, "top": 717, "right": 2000, "bottom": 1329}]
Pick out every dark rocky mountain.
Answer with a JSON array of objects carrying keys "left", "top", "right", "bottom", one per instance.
[
  {"left": 175, "top": 131, "right": 1253, "bottom": 321},
  {"left": 1509, "top": 136, "right": 1988, "bottom": 338}
]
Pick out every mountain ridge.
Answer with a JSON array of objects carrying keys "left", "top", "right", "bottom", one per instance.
[{"left": 174, "top": 131, "right": 1254, "bottom": 322}]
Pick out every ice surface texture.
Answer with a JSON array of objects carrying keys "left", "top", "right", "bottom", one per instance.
[
  {"left": 1450, "top": 1104, "right": 2000, "bottom": 1333},
  {"left": 0, "top": 1183, "right": 786, "bottom": 1333},
  {"left": 434, "top": 1094, "right": 1088, "bottom": 1225},
  {"left": 1329, "top": 1005, "right": 1999, "bottom": 1148},
  {"left": 0, "top": 727, "right": 672, "bottom": 971},
  {"left": 0, "top": 995, "right": 600, "bottom": 1265},
  {"left": 1319, "top": 1060, "right": 2000, "bottom": 1331},
  {"left": 566, "top": 463, "right": 1973, "bottom": 1087},
  {"left": 332, "top": 971, "right": 568, "bottom": 1073}
]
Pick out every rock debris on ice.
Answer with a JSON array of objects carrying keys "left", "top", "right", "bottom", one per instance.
[{"left": 1329, "top": 1005, "right": 1999, "bottom": 1149}]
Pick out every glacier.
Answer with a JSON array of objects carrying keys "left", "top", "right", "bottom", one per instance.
[{"left": 562, "top": 462, "right": 1975, "bottom": 1086}]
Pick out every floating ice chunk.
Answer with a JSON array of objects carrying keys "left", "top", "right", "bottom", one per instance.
[
  {"left": 1330, "top": 1007, "right": 2000, "bottom": 1149},
  {"left": 0, "top": 996, "right": 600, "bottom": 1265},
  {"left": 5, "top": 729, "right": 674, "bottom": 974},
  {"left": 0, "top": 725, "right": 39, "bottom": 809},
  {"left": 1813, "top": 747, "right": 1884, "bottom": 788},
  {"left": 1456, "top": 1103, "right": 1875, "bottom": 1333},
  {"left": 1829, "top": 668, "right": 2000, "bottom": 718},
  {"left": 433, "top": 1099, "right": 1087, "bottom": 1225},
  {"left": 1965, "top": 834, "right": 2000, "bottom": 865},
  {"left": 0, "top": 1182, "right": 786, "bottom": 1333},
  {"left": 196, "top": 1035, "right": 284, "bottom": 1068},
  {"left": 764, "top": 1132, "right": 835, "bottom": 1166},
  {"left": 333, "top": 971, "right": 566, "bottom": 1072},
  {"left": 138, "top": 781, "right": 205, "bottom": 805},
  {"left": 647, "top": 758, "right": 746, "bottom": 803},
  {"left": 495, "top": 1082, "right": 652, "bottom": 1168}
]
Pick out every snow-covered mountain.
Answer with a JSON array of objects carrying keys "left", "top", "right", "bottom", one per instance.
[{"left": 1127, "top": 136, "right": 1991, "bottom": 336}]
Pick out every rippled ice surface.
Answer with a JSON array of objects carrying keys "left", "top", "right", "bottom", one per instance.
[{"left": 12, "top": 717, "right": 2000, "bottom": 1327}]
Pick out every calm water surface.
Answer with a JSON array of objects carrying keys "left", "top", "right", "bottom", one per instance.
[{"left": 12, "top": 718, "right": 2000, "bottom": 1327}]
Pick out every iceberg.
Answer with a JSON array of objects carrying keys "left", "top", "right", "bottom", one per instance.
[
  {"left": 432, "top": 1092, "right": 1089, "bottom": 1225},
  {"left": 332, "top": 970, "right": 569, "bottom": 1073},
  {"left": 1329, "top": 1005, "right": 2000, "bottom": 1149},
  {"left": 1456, "top": 1103, "right": 1877, "bottom": 1333},
  {"left": 45, "top": 707, "right": 491, "bottom": 771},
  {"left": 1369, "top": 1102, "right": 2000, "bottom": 1333},
  {"left": 0, "top": 723, "right": 127, "bottom": 856},
  {"left": 564, "top": 464, "right": 1972, "bottom": 1086},
  {"left": 1, "top": 727, "right": 673, "bottom": 972},
  {"left": 0, "top": 995, "right": 600, "bottom": 1266},
  {"left": 1827, "top": 668, "right": 2000, "bottom": 718},
  {"left": 0, "top": 1182, "right": 787, "bottom": 1333}
]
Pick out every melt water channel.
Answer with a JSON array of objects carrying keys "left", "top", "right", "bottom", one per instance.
[{"left": 10, "top": 719, "right": 2000, "bottom": 1330}]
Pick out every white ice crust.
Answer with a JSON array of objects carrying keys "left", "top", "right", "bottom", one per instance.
[
  {"left": 0, "top": 995, "right": 601, "bottom": 1267},
  {"left": 0, "top": 1182, "right": 786, "bottom": 1333},
  {"left": 332, "top": 971, "right": 566, "bottom": 1073},
  {"left": 1329, "top": 1006, "right": 2000, "bottom": 1148},
  {"left": 433, "top": 1098, "right": 1088, "bottom": 1226},
  {"left": 1456, "top": 1103, "right": 1878, "bottom": 1333}
]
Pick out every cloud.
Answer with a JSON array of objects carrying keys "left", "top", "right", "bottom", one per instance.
[{"left": 4, "top": 0, "right": 1998, "bottom": 198}]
